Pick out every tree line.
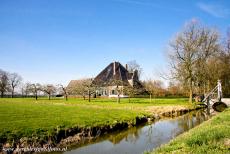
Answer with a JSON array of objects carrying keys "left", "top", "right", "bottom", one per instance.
[
  {"left": 0, "top": 56, "right": 215, "bottom": 103},
  {"left": 0, "top": 69, "right": 68, "bottom": 100}
]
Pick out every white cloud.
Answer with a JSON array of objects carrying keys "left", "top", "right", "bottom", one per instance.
[{"left": 197, "top": 2, "right": 230, "bottom": 18}]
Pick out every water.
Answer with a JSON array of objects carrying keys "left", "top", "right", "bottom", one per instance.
[{"left": 58, "top": 109, "right": 212, "bottom": 154}]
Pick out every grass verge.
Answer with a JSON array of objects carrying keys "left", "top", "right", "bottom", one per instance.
[
  {"left": 149, "top": 108, "right": 230, "bottom": 154},
  {"left": 0, "top": 97, "right": 190, "bottom": 146}
]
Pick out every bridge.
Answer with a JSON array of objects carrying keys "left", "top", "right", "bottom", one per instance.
[
  {"left": 204, "top": 98, "right": 230, "bottom": 107},
  {"left": 202, "top": 80, "right": 229, "bottom": 110}
]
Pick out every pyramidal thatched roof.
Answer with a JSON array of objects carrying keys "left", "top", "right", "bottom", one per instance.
[{"left": 92, "top": 61, "right": 136, "bottom": 86}]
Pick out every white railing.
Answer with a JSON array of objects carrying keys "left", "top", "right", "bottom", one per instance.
[{"left": 202, "top": 80, "right": 222, "bottom": 105}]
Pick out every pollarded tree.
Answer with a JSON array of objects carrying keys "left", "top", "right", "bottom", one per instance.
[
  {"left": 169, "top": 20, "right": 220, "bottom": 103},
  {"left": 0, "top": 69, "right": 9, "bottom": 98},
  {"left": 9, "top": 73, "right": 22, "bottom": 98}
]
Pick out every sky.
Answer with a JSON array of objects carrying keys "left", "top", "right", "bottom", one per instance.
[{"left": 0, "top": 0, "right": 230, "bottom": 86}]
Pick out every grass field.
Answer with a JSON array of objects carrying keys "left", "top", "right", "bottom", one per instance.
[
  {"left": 0, "top": 97, "right": 190, "bottom": 145},
  {"left": 149, "top": 108, "right": 230, "bottom": 154}
]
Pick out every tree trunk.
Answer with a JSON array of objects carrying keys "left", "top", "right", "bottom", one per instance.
[
  {"left": 11, "top": 88, "right": 14, "bottom": 98},
  {"left": 49, "top": 94, "right": 50, "bottom": 100},
  {"left": 88, "top": 90, "right": 91, "bottom": 102},
  {"left": 150, "top": 93, "right": 152, "bottom": 103},
  {"left": 1, "top": 92, "right": 3, "bottom": 98},
  {"left": 117, "top": 94, "right": 120, "bottom": 103},
  {"left": 189, "top": 89, "right": 193, "bottom": 103},
  {"left": 65, "top": 95, "right": 68, "bottom": 101},
  {"left": 129, "top": 95, "right": 130, "bottom": 103},
  {"left": 35, "top": 93, "right": 38, "bottom": 100},
  {"left": 63, "top": 88, "right": 68, "bottom": 101},
  {"left": 189, "top": 79, "right": 193, "bottom": 103},
  {"left": 21, "top": 88, "right": 24, "bottom": 98}
]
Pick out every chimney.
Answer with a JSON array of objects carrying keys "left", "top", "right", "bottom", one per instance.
[
  {"left": 113, "top": 61, "right": 116, "bottom": 75},
  {"left": 125, "top": 64, "right": 128, "bottom": 70}
]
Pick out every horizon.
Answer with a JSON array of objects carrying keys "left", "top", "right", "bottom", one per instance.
[{"left": 1, "top": 0, "right": 230, "bottom": 86}]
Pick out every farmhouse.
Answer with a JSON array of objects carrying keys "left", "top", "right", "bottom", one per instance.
[
  {"left": 92, "top": 61, "right": 143, "bottom": 97},
  {"left": 67, "top": 61, "right": 144, "bottom": 97}
]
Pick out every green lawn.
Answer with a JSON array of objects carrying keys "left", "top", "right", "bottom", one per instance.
[
  {"left": 0, "top": 97, "right": 190, "bottom": 144},
  {"left": 150, "top": 108, "right": 230, "bottom": 154}
]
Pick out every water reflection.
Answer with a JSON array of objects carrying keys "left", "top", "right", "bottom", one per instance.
[{"left": 60, "top": 109, "right": 211, "bottom": 154}]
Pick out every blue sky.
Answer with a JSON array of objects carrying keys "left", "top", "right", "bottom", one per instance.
[{"left": 0, "top": 0, "right": 230, "bottom": 85}]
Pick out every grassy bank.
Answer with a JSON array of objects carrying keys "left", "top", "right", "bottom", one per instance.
[
  {"left": 0, "top": 98, "right": 191, "bottom": 146},
  {"left": 150, "top": 108, "right": 230, "bottom": 154}
]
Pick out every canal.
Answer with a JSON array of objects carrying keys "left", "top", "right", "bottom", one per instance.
[{"left": 56, "top": 109, "right": 213, "bottom": 154}]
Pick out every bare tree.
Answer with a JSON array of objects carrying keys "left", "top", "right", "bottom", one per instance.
[
  {"left": 169, "top": 21, "right": 220, "bottom": 103},
  {"left": 58, "top": 84, "right": 68, "bottom": 101},
  {"left": 110, "top": 80, "right": 125, "bottom": 103},
  {"left": 144, "top": 80, "right": 154, "bottom": 103},
  {"left": 42, "top": 84, "right": 56, "bottom": 100},
  {"left": 123, "top": 85, "right": 139, "bottom": 103},
  {"left": 115, "top": 85, "right": 123, "bottom": 103},
  {"left": 144, "top": 79, "right": 164, "bottom": 102},
  {"left": 226, "top": 27, "right": 230, "bottom": 53},
  {"left": 167, "top": 81, "right": 184, "bottom": 96},
  {"left": 9, "top": 73, "right": 22, "bottom": 98},
  {"left": 72, "top": 78, "right": 92, "bottom": 100},
  {"left": 21, "top": 82, "right": 31, "bottom": 97},
  {"left": 30, "top": 83, "right": 42, "bottom": 100},
  {"left": 214, "top": 32, "right": 230, "bottom": 97},
  {"left": 24, "top": 82, "right": 31, "bottom": 97},
  {"left": 127, "top": 60, "right": 143, "bottom": 79},
  {"left": 82, "top": 79, "right": 95, "bottom": 102},
  {"left": 0, "top": 69, "right": 9, "bottom": 98}
]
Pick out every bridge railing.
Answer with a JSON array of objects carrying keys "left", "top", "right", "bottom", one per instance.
[{"left": 202, "top": 80, "right": 222, "bottom": 105}]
